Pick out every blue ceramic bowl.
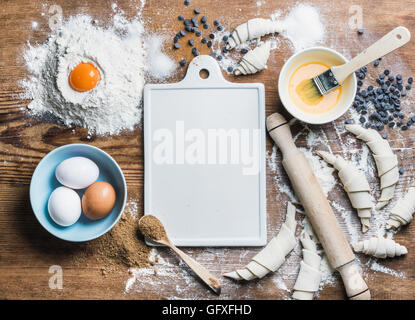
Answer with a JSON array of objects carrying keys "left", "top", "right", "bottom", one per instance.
[{"left": 30, "top": 144, "right": 127, "bottom": 242}]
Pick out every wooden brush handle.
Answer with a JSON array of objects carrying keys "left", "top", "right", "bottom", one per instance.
[
  {"left": 332, "top": 26, "right": 411, "bottom": 84},
  {"left": 266, "top": 113, "right": 370, "bottom": 300}
]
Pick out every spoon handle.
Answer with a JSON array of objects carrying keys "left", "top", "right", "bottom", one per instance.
[{"left": 161, "top": 240, "right": 221, "bottom": 295}]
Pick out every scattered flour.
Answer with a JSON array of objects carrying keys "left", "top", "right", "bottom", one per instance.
[
  {"left": 145, "top": 35, "right": 176, "bottom": 80},
  {"left": 370, "top": 261, "right": 406, "bottom": 278},
  {"left": 299, "top": 147, "right": 336, "bottom": 197}
]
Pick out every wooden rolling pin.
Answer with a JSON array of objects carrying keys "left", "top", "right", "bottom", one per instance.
[{"left": 267, "top": 113, "right": 370, "bottom": 300}]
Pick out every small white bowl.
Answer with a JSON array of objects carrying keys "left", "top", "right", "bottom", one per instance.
[{"left": 278, "top": 47, "right": 357, "bottom": 124}]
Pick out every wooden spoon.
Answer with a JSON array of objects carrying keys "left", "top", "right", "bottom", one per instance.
[{"left": 138, "top": 215, "right": 221, "bottom": 295}]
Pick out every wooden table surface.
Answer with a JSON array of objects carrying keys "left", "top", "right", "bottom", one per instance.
[{"left": 0, "top": 0, "right": 414, "bottom": 300}]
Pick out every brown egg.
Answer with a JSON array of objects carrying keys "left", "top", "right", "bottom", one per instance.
[{"left": 82, "top": 181, "right": 116, "bottom": 220}]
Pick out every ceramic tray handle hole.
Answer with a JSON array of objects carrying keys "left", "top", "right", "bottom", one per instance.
[
  {"left": 199, "top": 69, "right": 210, "bottom": 79},
  {"left": 396, "top": 33, "right": 402, "bottom": 40}
]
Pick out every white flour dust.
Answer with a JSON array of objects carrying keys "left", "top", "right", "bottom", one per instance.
[
  {"left": 273, "top": 3, "right": 325, "bottom": 52},
  {"left": 370, "top": 261, "right": 406, "bottom": 278},
  {"left": 214, "top": 3, "right": 325, "bottom": 73}
]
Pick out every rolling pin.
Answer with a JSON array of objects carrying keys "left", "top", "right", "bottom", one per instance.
[{"left": 267, "top": 113, "right": 370, "bottom": 300}]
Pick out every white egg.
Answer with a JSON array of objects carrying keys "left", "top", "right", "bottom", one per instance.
[
  {"left": 55, "top": 156, "right": 99, "bottom": 189},
  {"left": 48, "top": 186, "right": 82, "bottom": 227}
]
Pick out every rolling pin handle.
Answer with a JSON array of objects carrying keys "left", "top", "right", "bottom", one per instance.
[
  {"left": 266, "top": 113, "right": 295, "bottom": 155},
  {"left": 337, "top": 262, "right": 371, "bottom": 300}
]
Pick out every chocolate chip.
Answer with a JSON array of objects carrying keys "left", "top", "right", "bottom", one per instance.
[
  {"left": 194, "top": 8, "right": 201, "bottom": 14},
  {"left": 357, "top": 28, "right": 364, "bottom": 35},
  {"left": 178, "top": 15, "right": 184, "bottom": 21},
  {"left": 179, "top": 59, "right": 186, "bottom": 66},
  {"left": 227, "top": 66, "right": 233, "bottom": 73}
]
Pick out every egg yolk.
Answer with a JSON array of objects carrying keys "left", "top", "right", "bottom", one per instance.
[{"left": 68, "top": 62, "right": 101, "bottom": 92}]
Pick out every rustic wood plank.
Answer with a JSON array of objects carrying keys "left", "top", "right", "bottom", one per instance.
[{"left": 0, "top": 0, "right": 414, "bottom": 300}]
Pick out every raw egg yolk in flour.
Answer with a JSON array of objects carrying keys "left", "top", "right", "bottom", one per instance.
[
  {"left": 69, "top": 62, "right": 101, "bottom": 92},
  {"left": 289, "top": 61, "right": 342, "bottom": 115}
]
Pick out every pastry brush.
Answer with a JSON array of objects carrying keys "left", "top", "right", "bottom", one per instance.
[{"left": 299, "top": 26, "right": 410, "bottom": 103}]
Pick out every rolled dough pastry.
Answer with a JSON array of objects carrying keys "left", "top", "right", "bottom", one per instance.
[
  {"left": 352, "top": 236, "right": 407, "bottom": 258},
  {"left": 317, "top": 151, "right": 373, "bottom": 233},
  {"left": 234, "top": 42, "right": 271, "bottom": 76},
  {"left": 226, "top": 18, "right": 283, "bottom": 50},
  {"left": 346, "top": 125, "right": 399, "bottom": 210},
  {"left": 386, "top": 187, "right": 415, "bottom": 230},
  {"left": 223, "top": 202, "right": 297, "bottom": 280},
  {"left": 292, "top": 229, "right": 321, "bottom": 300}
]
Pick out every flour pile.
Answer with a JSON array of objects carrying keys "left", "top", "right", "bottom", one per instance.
[
  {"left": 276, "top": 3, "right": 325, "bottom": 52},
  {"left": 21, "top": 10, "right": 175, "bottom": 135}
]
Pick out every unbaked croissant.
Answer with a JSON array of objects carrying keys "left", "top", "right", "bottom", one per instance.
[
  {"left": 386, "top": 187, "right": 415, "bottom": 230},
  {"left": 346, "top": 125, "right": 399, "bottom": 210},
  {"left": 317, "top": 151, "right": 372, "bottom": 233},
  {"left": 234, "top": 42, "right": 271, "bottom": 76},
  {"left": 226, "top": 18, "right": 283, "bottom": 50},
  {"left": 352, "top": 237, "right": 407, "bottom": 258},
  {"left": 292, "top": 229, "right": 321, "bottom": 300},
  {"left": 224, "top": 202, "right": 297, "bottom": 280}
]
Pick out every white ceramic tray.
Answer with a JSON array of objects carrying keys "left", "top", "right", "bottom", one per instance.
[{"left": 144, "top": 55, "right": 266, "bottom": 246}]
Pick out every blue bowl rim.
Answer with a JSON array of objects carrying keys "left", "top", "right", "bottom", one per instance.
[{"left": 29, "top": 143, "right": 127, "bottom": 242}]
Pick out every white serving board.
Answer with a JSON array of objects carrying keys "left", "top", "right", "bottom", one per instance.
[{"left": 144, "top": 55, "right": 266, "bottom": 246}]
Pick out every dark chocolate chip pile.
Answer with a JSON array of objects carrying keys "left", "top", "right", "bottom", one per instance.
[{"left": 348, "top": 60, "right": 414, "bottom": 133}]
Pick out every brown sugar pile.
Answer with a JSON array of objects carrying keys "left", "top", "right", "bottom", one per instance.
[
  {"left": 138, "top": 215, "right": 167, "bottom": 241},
  {"left": 95, "top": 213, "right": 152, "bottom": 268},
  {"left": 72, "top": 210, "right": 154, "bottom": 273}
]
